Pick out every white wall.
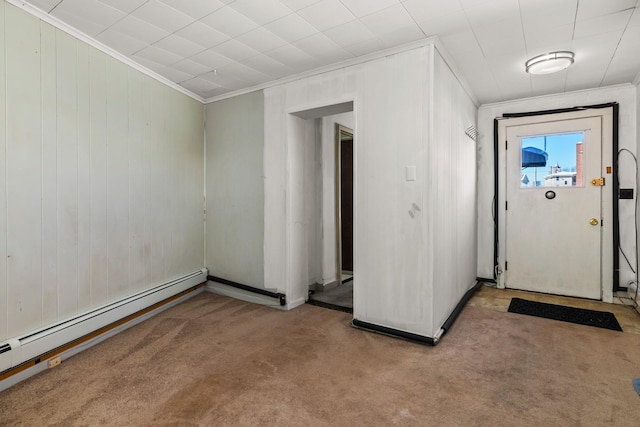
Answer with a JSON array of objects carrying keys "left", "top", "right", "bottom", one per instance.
[
  {"left": 264, "top": 43, "right": 478, "bottom": 338},
  {"left": 205, "top": 91, "right": 264, "bottom": 287},
  {"left": 477, "top": 85, "right": 637, "bottom": 286},
  {"left": 431, "top": 52, "right": 479, "bottom": 330},
  {"left": 0, "top": 3, "right": 204, "bottom": 342}
]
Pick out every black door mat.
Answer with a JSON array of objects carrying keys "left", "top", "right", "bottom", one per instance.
[{"left": 507, "top": 297, "right": 623, "bottom": 331}]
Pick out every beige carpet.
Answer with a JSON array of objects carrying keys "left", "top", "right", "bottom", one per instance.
[{"left": 1, "top": 291, "right": 640, "bottom": 426}]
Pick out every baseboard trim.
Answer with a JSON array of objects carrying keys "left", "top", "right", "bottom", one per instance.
[
  {"left": 352, "top": 319, "right": 439, "bottom": 345},
  {"left": 207, "top": 275, "right": 286, "bottom": 306}
]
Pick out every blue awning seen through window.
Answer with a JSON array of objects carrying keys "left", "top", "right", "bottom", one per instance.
[{"left": 522, "top": 146, "right": 548, "bottom": 168}]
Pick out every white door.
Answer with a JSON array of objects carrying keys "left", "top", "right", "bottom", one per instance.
[{"left": 505, "top": 116, "right": 604, "bottom": 299}]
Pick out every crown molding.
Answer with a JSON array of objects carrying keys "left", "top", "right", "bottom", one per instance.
[{"left": 6, "top": 0, "right": 205, "bottom": 103}]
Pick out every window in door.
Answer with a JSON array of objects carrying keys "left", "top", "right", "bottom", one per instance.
[{"left": 520, "top": 132, "right": 585, "bottom": 188}]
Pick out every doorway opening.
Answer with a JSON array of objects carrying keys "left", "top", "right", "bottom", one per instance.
[{"left": 308, "top": 123, "right": 355, "bottom": 313}]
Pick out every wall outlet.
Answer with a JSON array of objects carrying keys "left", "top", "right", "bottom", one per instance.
[
  {"left": 620, "top": 188, "right": 634, "bottom": 199},
  {"left": 48, "top": 356, "right": 61, "bottom": 368}
]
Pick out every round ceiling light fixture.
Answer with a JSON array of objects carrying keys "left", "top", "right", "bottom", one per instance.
[{"left": 525, "top": 51, "right": 575, "bottom": 75}]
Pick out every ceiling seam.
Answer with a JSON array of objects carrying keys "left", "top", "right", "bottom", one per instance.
[
  {"left": 597, "top": 4, "right": 638, "bottom": 88},
  {"left": 461, "top": 7, "right": 503, "bottom": 102}
]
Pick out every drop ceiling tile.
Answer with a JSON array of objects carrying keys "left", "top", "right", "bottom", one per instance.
[
  {"left": 360, "top": 4, "right": 417, "bottom": 37},
  {"left": 402, "top": 0, "right": 463, "bottom": 22},
  {"left": 339, "top": 0, "right": 400, "bottom": 18},
  {"left": 200, "top": 71, "right": 250, "bottom": 90},
  {"left": 464, "top": 0, "right": 520, "bottom": 28},
  {"left": 324, "top": 20, "right": 377, "bottom": 47},
  {"left": 236, "top": 27, "right": 288, "bottom": 53},
  {"left": 472, "top": 18, "right": 523, "bottom": 46},
  {"left": 279, "top": 0, "right": 322, "bottom": 11},
  {"left": 97, "top": 0, "right": 147, "bottom": 14},
  {"left": 172, "top": 59, "right": 212, "bottom": 76},
  {"left": 520, "top": 0, "right": 577, "bottom": 30},
  {"left": 264, "top": 13, "right": 319, "bottom": 42},
  {"left": 573, "top": 9, "right": 634, "bottom": 39},
  {"left": 211, "top": 39, "right": 260, "bottom": 62},
  {"left": 377, "top": 25, "right": 425, "bottom": 47},
  {"left": 293, "top": 33, "right": 353, "bottom": 63},
  {"left": 153, "top": 66, "right": 194, "bottom": 83},
  {"left": 175, "top": 21, "right": 230, "bottom": 49},
  {"left": 52, "top": 0, "right": 126, "bottom": 36},
  {"left": 110, "top": 15, "right": 170, "bottom": 45},
  {"left": 28, "top": 0, "right": 64, "bottom": 13},
  {"left": 200, "top": 6, "right": 260, "bottom": 38},
  {"left": 154, "top": 34, "right": 205, "bottom": 58},
  {"left": 133, "top": 45, "right": 183, "bottom": 67},
  {"left": 576, "top": 0, "right": 638, "bottom": 21},
  {"left": 629, "top": 8, "right": 640, "bottom": 27},
  {"left": 229, "top": 0, "right": 293, "bottom": 25},
  {"left": 523, "top": 23, "right": 574, "bottom": 55},
  {"left": 217, "top": 63, "right": 273, "bottom": 85},
  {"left": 158, "top": 0, "right": 226, "bottom": 20},
  {"left": 266, "top": 44, "right": 318, "bottom": 71},
  {"left": 342, "top": 37, "right": 386, "bottom": 57},
  {"left": 241, "top": 54, "right": 293, "bottom": 78},
  {"left": 189, "top": 48, "right": 235, "bottom": 69},
  {"left": 95, "top": 28, "right": 149, "bottom": 56},
  {"left": 297, "top": 0, "right": 356, "bottom": 32},
  {"left": 416, "top": 10, "right": 469, "bottom": 37},
  {"left": 131, "top": 0, "right": 195, "bottom": 33}
]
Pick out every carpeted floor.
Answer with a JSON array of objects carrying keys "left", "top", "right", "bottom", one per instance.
[{"left": 2, "top": 291, "right": 640, "bottom": 426}]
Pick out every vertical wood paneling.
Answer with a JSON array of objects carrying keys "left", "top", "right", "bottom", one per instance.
[
  {"left": 89, "top": 48, "right": 109, "bottom": 306},
  {"left": 106, "top": 59, "right": 130, "bottom": 301},
  {"left": 0, "top": 2, "right": 7, "bottom": 341},
  {"left": 141, "top": 78, "right": 154, "bottom": 288},
  {"left": 76, "top": 40, "right": 91, "bottom": 312},
  {"left": 128, "top": 69, "right": 145, "bottom": 293},
  {"left": 5, "top": 5, "right": 43, "bottom": 337},
  {"left": 56, "top": 30, "right": 79, "bottom": 316},
  {"left": 41, "top": 22, "right": 58, "bottom": 325},
  {"left": 0, "top": 5, "right": 204, "bottom": 343}
]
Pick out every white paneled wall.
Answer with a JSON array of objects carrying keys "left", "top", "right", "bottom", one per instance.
[
  {"left": 0, "top": 3, "right": 204, "bottom": 342},
  {"left": 264, "top": 43, "right": 478, "bottom": 337},
  {"left": 205, "top": 91, "right": 265, "bottom": 287},
  {"left": 431, "top": 51, "right": 478, "bottom": 330}
]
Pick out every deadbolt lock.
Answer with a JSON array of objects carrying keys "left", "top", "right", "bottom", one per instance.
[
  {"left": 591, "top": 177, "right": 605, "bottom": 186},
  {"left": 589, "top": 218, "right": 599, "bottom": 226}
]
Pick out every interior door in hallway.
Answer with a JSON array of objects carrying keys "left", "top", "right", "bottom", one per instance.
[
  {"left": 339, "top": 129, "right": 354, "bottom": 273},
  {"left": 505, "top": 116, "right": 603, "bottom": 299}
]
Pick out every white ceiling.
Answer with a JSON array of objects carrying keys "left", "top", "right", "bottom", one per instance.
[{"left": 21, "top": 0, "right": 640, "bottom": 104}]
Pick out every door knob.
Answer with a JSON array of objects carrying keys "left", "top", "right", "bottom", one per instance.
[{"left": 589, "top": 218, "right": 599, "bottom": 226}]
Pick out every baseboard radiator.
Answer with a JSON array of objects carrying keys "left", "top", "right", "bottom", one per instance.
[{"left": 0, "top": 268, "right": 207, "bottom": 383}]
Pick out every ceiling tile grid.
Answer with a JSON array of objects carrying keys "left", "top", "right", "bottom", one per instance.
[{"left": 18, "top": 0, "right": 640, "bottom": 103}]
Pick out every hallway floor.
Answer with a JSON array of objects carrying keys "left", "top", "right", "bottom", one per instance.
[{"left": 468, "top": 284, "right": 640, "bottom": 334}]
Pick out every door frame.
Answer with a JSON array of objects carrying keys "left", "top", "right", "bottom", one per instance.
[
  {"left": 335, "top": 124, "right": 353, "bottom": 286},
  {"left": 496, "top": 106, "right": 616, "bottom": 302}
]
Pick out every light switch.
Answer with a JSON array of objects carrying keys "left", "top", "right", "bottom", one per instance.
[{"left": 406, "top": 165, "right": 417, "bottom": 181}]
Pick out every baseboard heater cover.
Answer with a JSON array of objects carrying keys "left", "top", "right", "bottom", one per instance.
[
  {"left": 207, "top": 275, "right": 286, "bottom": 306},
  {"left": 352, "top": 281, "right": 482, "bottom": 346},
  {"left": 352, "top": 319, "right": 440, "bottom": 345},
  {"left": 0, "top": 268, "right": 207, "bottom": 378}
]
